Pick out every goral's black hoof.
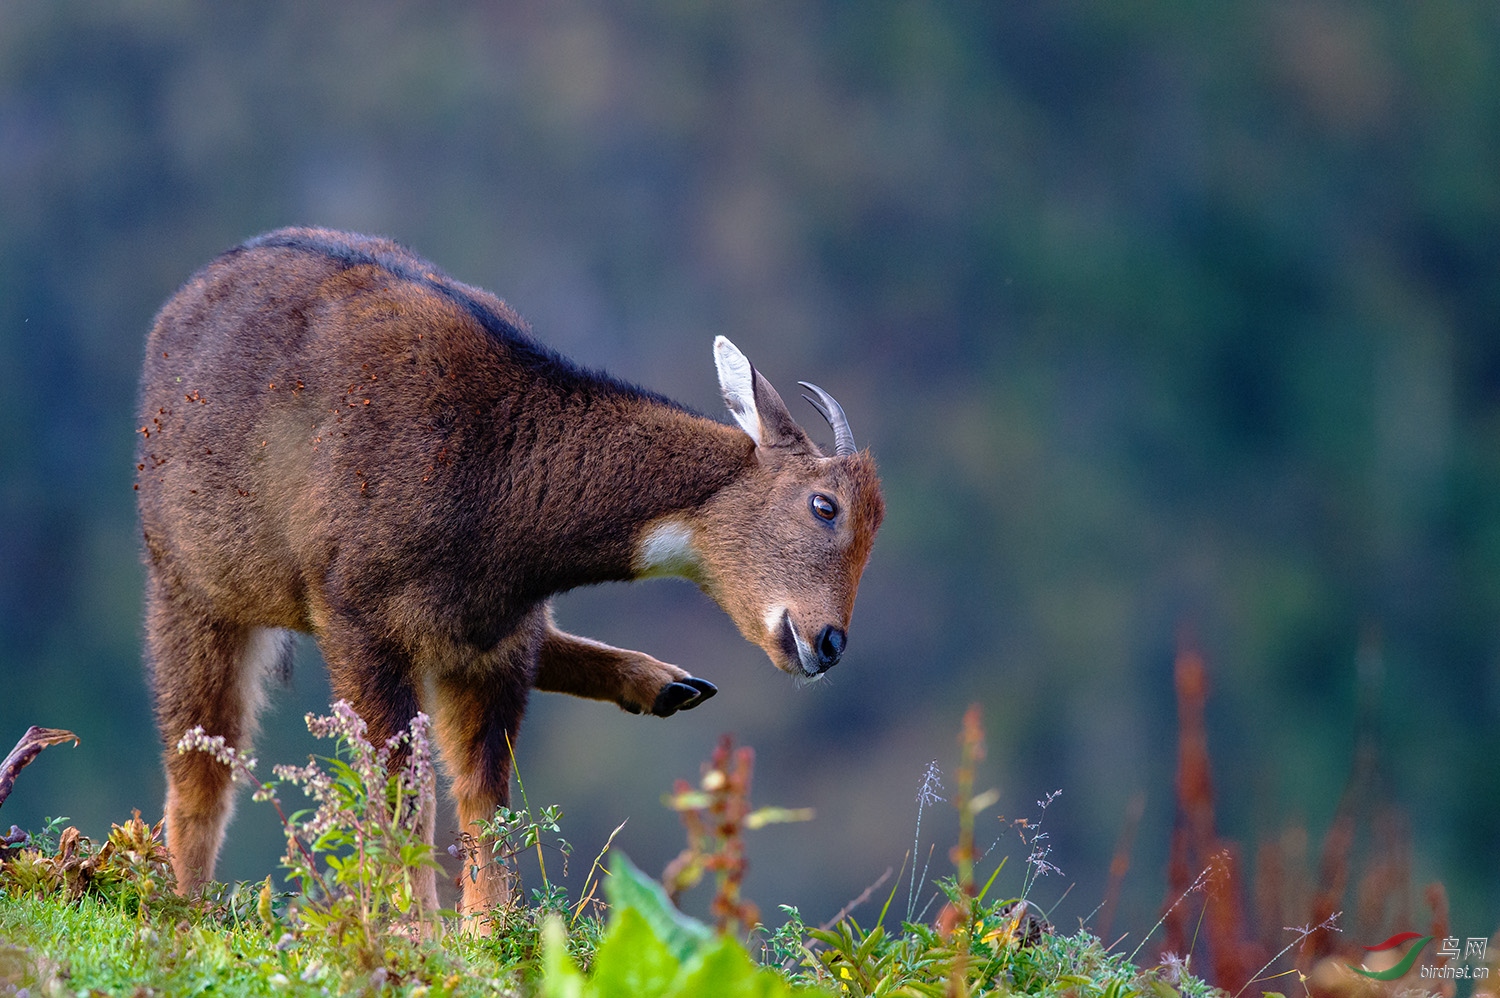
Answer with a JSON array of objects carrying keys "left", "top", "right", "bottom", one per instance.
[
  {"left": 680, "top": 677, "right": 717, "bottom": 706},
  {"left": 651, "top": 678, "right": 718, "bottom": 717}
]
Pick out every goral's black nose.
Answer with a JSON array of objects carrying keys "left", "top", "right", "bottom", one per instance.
[{"left": 815, "top": 626, "right": 846, "bottom": 672}]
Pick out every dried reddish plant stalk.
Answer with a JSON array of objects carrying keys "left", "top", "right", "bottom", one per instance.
[
  {"left": 661, "top": 735, "right": 760, "bottom": 935},
  {"left": 1162, "top": 637, "right": 1261, "bottom": 993}
]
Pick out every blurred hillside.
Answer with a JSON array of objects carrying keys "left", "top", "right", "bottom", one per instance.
[{"left": 0, "top": 1, "right": 1495, "bottom": 943}]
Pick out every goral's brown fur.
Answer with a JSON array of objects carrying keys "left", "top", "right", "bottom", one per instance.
[{"left": 137, "top": 228, "right": 882, "bottom": 927}]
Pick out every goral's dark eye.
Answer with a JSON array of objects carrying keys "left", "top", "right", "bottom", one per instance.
[{"left": 810, "top": 493, "right": 838, "bottom": 522}]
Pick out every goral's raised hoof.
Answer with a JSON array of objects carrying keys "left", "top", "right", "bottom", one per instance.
[{"left": 652, "top": 678, "right": 718, "bottom": 717}]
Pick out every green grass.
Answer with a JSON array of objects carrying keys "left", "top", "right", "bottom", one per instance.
[
  {"left": 0, "top": 873, "right": 1220, "bottom": 998},
  {"left": 1, "top": 889, "right": 336, "bottom": 996},
  {"left": 0, "top": 886, "right": 593, "bottom": 996},
  {"left": 0, "top": 705, "right": 1224, "bottom": 998},
  {"left": 0, "top": 882, "right": 1221, "bottom": 998}
]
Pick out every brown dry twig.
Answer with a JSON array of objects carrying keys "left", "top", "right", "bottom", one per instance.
[{"left": 0, "top": 726, "right": 78, "bottom": 811}]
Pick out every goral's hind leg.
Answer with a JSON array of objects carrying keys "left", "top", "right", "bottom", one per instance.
[
  {"left": 428, "top": 619, "right": 539, "bottom": 934},
  {"left": 148, "top": 575, "right": 290, "bottom": 896}
]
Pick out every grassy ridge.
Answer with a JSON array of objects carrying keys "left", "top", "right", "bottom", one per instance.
[
  {"left": 0, "top": 705, "right": 1222, "bottom": 997},
  {"left": 0, "top": 879, "right": 1214, "bottom": 997}
]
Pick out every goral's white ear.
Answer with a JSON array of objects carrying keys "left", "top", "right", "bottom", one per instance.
[
  {"left": 714, "top": 335, "right": 808, "bottom": 452},
  {"left": 714, "top": 336, "right": 763, "bottom": 443}
]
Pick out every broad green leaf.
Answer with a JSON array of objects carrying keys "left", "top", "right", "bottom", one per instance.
[
  {"left": 603, "top": 852, "right": 711, "bottom": 963},
  {"left": 666, "top": 935, "right": 779, "bottom": 998},
  {"left": 591, "top": 906, "right": 681, "bottom": 998},
  {"left": 540, "top": 915, "right": 585, "bottom": 998}
]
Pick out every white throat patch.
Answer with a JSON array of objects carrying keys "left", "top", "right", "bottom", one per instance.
[{"left": 634, "top": 520, "right": 703, "bottom": 580}]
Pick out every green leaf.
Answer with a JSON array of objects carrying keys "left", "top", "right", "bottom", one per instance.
[
  {"left": 603, "top": 852, "right": 711, "bottom": 964},
  {"left": 665, "top": 936, "right": 772, "bottom": 998},
  {"left": 1147, "top": 980, "right": 1181, "bottom": 998},
  {"left": 664, "top": 790, "right": 714, "bottom": 811},
  {"left": 326, "top": 757, "right": 361, "bottom": 787},
  {"left": 967, "top": 789, "right": 1001, "bottom": 816},
  {"left": 744, "top": 807, "right": 816, "bottom": 830},
  {"left": 591, "top": 907, "right": 681, "bottom": 998},
  {"left": 540, "top": 915, "right": 585, "bottom": 998}
]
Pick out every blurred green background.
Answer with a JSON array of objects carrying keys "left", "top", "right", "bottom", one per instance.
[{"left": 1, "top": 1, "right": 1496, "bottom": 943}]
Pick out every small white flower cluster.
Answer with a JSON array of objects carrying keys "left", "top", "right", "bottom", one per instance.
[
  {"left": 1025, "top": 834, "right": 1062, "bottom": 879},
  {"left": 271, "top": 700, "right": 435, "bottom": 843},
  {"left": 271, "top": 754, "right": 342, "bottom": 841},
  {"left": 907, "top": 761, "right": 947, "bottom": 923},
  {"left": 915, "top": 761, "right": 946, "bottom": 807},
  {"left": 1025, "top": 789, "right": 1064, "bottom": 879},
  {"left": 174, "top": 726, "right": 277, "bottom": 801},
  {"left": 1159, "top": 950, "right": 1192, "bottom": 985},
  {"left": 377, "top": 708, "right": 436, "bottom": 822},
  {"left": 175, "top": 725, "right": 256, "bottom": 773}
]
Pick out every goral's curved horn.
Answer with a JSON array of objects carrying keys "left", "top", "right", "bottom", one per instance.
[{"left": 798, "top": 381, "right": 856, "bottom": 457}]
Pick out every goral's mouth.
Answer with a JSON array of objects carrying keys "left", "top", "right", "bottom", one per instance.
[{"left": 775, "top": 609, "right": 822, "bottom": 679}]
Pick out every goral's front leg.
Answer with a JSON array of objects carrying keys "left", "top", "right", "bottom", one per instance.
[{"left": 533, "top": 615, "right": 716, "bottom": 717}]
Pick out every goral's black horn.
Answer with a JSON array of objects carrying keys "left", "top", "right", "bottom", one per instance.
[{"left": 798, "top": 381, "right": 856, "bottom": 457}]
